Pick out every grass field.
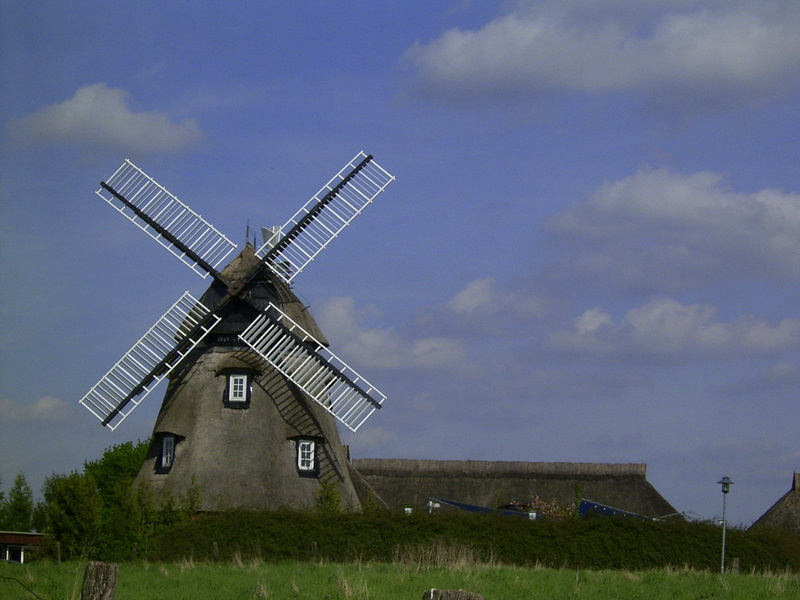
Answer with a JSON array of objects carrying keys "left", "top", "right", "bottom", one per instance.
[{"left": 2, "top": 559, "right": 799, "bottom": 600}]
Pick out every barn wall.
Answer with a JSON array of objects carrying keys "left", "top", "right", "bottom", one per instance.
[{"left": 352, "top": 458, "right": 676, "bottom": 518}]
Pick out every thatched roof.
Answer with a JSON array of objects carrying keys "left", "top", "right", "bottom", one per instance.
[
  {"left": 351, "top": 458, "right": 677, "bottom": 518},
  {"left": 134, "top": 245, "right": 357, "bottom": 511},
  {"left": 750, "top": 472, "right": 800, "bottom": 533},
  {"left": 197, "top": 243, "right": 328, "bottom": 345}
]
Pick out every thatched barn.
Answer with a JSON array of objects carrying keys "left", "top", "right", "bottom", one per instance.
[
  {"left": 134, "top": 245, "right": 361, "bottom": 511},
  {"left": 350, "top": 459, "right": 677, "bottom": 518},
  {"left": 750, "top": 472, "right": 800, "bottom": 533}
]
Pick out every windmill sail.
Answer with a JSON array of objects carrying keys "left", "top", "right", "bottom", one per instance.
[
  {"left": 256, "top": 152, "right": 394, "bottom": 283},
  {"left": 80, "top": 292, "right": 221, "bottom": 430},
  {"left": 82, "top": 152, "right": 392, "bottom": 437},
  {"left": 240, "top": 302, "right": 385, "bottom": 432},
  {"left": 97, "top": 160, "right": 237, "bottom": 278}
]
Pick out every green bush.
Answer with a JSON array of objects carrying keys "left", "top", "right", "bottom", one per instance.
[{"left": 149, "top": 511, "right": 800, "bottom": 572}]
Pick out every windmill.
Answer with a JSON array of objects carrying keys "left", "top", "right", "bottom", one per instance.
[{"left": 79, "top": 153, "right": 394, "bottom": 510}]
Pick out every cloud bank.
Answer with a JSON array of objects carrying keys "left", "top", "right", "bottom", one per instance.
[
  {"left": 405, "top": 1, "right": 800, "bottom": 112},
  {"left": 0, "top": 397, "right": 68, "bottom": 422},
  {"left": 8, "top": 83, "right": 203, "bottom": 153},
  {"left": 316, "top": 296, "right": 466, "bottom": 370},
  {"left": 551, "top": 297, "right": 800, "bottom": 360},
  {"left": 319, "top": 167, "right": 800, "bottom": 396},
  {"left": 547, "top": 168, "right": 800, "bottom": 292}
]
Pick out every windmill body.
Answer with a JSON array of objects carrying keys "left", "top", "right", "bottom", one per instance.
[
  {"left": 80, "top": 153, "right": 394, "bottom": 511},
  {"left": 135, "top": 245, "right": 360, "bottom": 510}
]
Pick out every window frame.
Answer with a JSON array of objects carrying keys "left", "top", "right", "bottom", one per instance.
[
  {"left": 293, "top": 437, "right": 321, "bottom": 477},
  {"left": 222, "top": 372, "right": 252, "bottom": 408},
  {"left": 228, "top": 374, "right": 248, "bottom": 402},
  {"left": 159, "top": 434, "right": 176, "bottom": 473},
  {"left": 297, "top": 440, "right": 315, "bottom": 471}
]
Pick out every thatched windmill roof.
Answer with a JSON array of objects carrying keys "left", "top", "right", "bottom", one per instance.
[
  {"left": 750, "top": 472, "right": 800, "bottom": 533},
  {"left": 351, "top": 458, "right": 677, "bottom": 518}
]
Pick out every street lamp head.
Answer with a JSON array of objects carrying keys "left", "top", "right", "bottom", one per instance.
[{"left": 718, "top": 476, "right": 734, "bottom": 494}]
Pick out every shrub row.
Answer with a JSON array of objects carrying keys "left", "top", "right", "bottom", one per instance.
[{"left": 149, "top": 511, "right": 800, "bottom": 572}]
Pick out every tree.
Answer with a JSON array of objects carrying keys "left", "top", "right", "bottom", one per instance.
[
  {"left": 36, "top": 438, "right": 198, "bottom": 560},
  {"left": 32, "top": 498, "right": 48, "bottom": 533},
  {"left": 83, "top": 439, "right": 149, "bottom": 506},
  {"left": 82, "top": 439, "right": 150, "bottom": 559},
  {"left": 2, "top": 472, "right": 34, "bottom": 531},
  {"left": 43, "top": 471, "right": 102, "bottom": 559},
  {"left": 315, "top": 481, "right": 343, "bottom": 513},
  {"left": 0, "top": 476, "right": 6, "bottom": 527}
]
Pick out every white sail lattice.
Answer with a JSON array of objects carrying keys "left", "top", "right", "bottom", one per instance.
[
  {"left": 256, "top": 152, "right": 394, "bottom": 283},
  {"left": 240, "top": 303, "right": 385, "bottom": 432},
  {"left": 98, "top": 160, "right": 237, "bottom": 278},
  {"left": 80, "top": 292, "right": 220, "bottom": 430}
]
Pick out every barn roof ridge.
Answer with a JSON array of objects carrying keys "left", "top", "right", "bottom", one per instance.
[{"left": 353, "top": 458, "right": 647, "bottom": 478}]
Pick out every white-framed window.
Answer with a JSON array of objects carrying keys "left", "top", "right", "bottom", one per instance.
[
  {"left": 297, "top": 439, "right": 316, "bottom": 472},
  {"left": 161, "top": 435, "right": 175, "bottom": 470},
  {"left": 228, "top": 374, "right": 248, "bottom": 402}
]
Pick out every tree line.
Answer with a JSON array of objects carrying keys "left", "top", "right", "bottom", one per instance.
[{"left": 1, "top": 439, "right": 199, "bottom": 561}]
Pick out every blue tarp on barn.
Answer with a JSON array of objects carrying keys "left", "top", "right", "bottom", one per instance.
[
  {"left": 578, "top": 499, "right": 654, "bottom": 520},
  {"left": 429, "top": 496, "right": 535, "bottom": 518},
  {"left": 428, "top": 496, "right": 656, "bottom": 520}
]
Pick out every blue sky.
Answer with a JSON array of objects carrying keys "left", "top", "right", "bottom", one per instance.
[{"left": 1, "top": 1, "right": 799, "bottom": 527}]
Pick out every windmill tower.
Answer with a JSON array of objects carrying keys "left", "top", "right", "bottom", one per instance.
[{"left": 79, "top": 153, "right": 394, "bottom": 510}]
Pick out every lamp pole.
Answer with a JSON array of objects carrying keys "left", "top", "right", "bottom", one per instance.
[{"left": 717, "top": 476, "right": 733, "bottom": 574}]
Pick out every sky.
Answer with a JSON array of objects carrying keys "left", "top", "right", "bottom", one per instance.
[{"left": 1, "top": 0, "right": 798, "bottom": 528}]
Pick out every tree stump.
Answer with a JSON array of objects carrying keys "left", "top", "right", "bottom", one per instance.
[
  {"left": 81, "top": 561, "right": 118, "bottom": 600},
  {"left": 422, "top": 590, "right": 484, "bottom": 600}
]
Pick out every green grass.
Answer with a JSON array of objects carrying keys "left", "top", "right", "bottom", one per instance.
[
  {"left": 14, "top": 511, "right": 799, "bottom": 598},
  {"left": 3, "top": 559, "right": 799, "bottom": 600}
]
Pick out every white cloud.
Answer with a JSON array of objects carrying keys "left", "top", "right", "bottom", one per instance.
[
  {"left": 8, "top": 83, "right": 203, "bottom": 153},
  {"left": 447, "top": 278, "right": 495, "bottom": 314},
  {"left": 551, "top": 297, "right": 800, "bottom": 359},
  {"left": 316, "top": 296, "right": 465, "bottom": 370},
  {"left": 446, "top": 277, "right": 547, "bottom": 320},
  {"left": 0, "top": 396, "right": 69, "bottom": 422},
  {"left": 575, "top": 308, "right": 613, "bottom": 335},
  {"left": 405, "top": 1, "right": 800, "bottom": 111},
  {"left": 546, "top": 168, "right": 800, "bottom": 291}
]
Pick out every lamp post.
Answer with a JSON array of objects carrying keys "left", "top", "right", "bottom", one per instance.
[{"left": 717, "top": 476, "right": 734, "bottom": 574}]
